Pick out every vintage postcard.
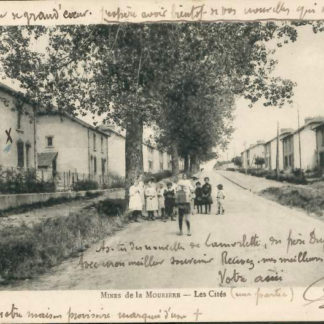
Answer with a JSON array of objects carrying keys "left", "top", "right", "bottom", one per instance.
[{"left": 1, "top": 0, "right": 324, "bottom": 322}]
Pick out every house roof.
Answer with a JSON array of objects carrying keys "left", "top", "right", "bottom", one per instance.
[
  {"left": 99, "top": 125, "right": 126, "bottom": 139},
  {"left": 99, "top": 125, "right": 167, "bottom": 152},
  {"left": 0, "top": 82, "right": 109, "bottom": 137},
  {"left": 38, "top": 152, "right": 58, "bottom": 167},
  {"left": 292, "top": 117, "right": 324, "bottom": 135},
  {"left": 37, "top": 111, "right": 109, "bottom": 137},
  {"left": 280, "top": 131, "right": 294, "bottom": 140},
  {"left": 0, "top": 82, "right": 36, "bottom": 107},
  {"left": 312, "top": 121, "right": 324, "bottom": 131}
]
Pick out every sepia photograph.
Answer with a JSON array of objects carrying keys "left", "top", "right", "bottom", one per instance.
[{"left": 0, "top": 6, "right": 324, "bottom": 320}]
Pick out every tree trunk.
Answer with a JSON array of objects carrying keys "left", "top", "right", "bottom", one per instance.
[
  {"left": 184, "top": 154, "right": 189, "bottom": 174},
  {"left": 125, "top": 117, "right": 144, "bottom": 191},
  {"left": 190, "top": 154, "right": 200, "bottom": 174},
  {"left": 171, "top": 142, "right": 179, "bottom": 176}
]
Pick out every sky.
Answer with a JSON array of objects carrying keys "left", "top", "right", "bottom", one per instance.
[{"left": 220, "top": 25, "right": 324, "bottom": 160}]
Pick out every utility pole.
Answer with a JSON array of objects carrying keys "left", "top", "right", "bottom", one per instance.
[
  {"left": 276, "top": 121, "right": 279, "bottom": 180},
  {"left": 297, "top": 107, "right": 302, "bottom": 170},
  {"left": 243, "top": 141, "right": 247, "bottom": 174}
]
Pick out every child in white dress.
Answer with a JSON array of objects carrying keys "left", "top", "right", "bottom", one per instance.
[
  {"left": 145, "top": 178, "right": 158, "bottom": 220},
  {"left": 216, "top": 184, "right": 225, "bottom": 215},
  {"left": 128, "top": 179, "right": 143, "bottom": 222}
]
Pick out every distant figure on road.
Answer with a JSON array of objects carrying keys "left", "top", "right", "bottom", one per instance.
[
  {"left": 216, "top": 184, "right": 225, "bottom": 215},
  {"left": 175, "top": 183, "right": 191, "bottom": 236},
  {"left": 194, "top": 181, "right": 203, "bottom": 214},
  {"left": 164, "top": 182, "right": 176, "bottom": 221},
  {"left": 145, "top": 178, "right": 158, "bottom": 221},
  {"left": 128, "top": 179, "right": 142, "bottom": 222},
  {"left": 202, "top": 177, "right": 213, "bottom": 214}
]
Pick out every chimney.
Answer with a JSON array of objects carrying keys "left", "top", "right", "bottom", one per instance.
[
  {"left": 98, "top": 124, "right": 116, "bottom": 132},
  {"left": 280, "top": 128, "right": 293, "bottom": 135}
]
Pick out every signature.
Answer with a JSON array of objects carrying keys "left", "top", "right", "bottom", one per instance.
[{"left": 303, "top": 276, "right": 324, "bottom": 309}]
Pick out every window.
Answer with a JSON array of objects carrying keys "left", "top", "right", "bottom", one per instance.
[
  {"left": 148, "top": 160, "right": 153, "bottom": 171},
  {"left": 25, "top": 143, "right": 31, "bottom": 168},
  {"left": 283, "top": 136, "right": 294, "bottom": 169},
  {"left": 321, "top": 128, "right": 324, "bottom": 147},
  {"left": 17, "top": 110, "right": 22, "bottom": 130},
  {"left": 93, "top": 133, "right": 96, "bottom": 151},
  {"left": 101, "top": 158, "right": 106, "bottom": 175},
  {"left": 17, "top": 141, "right": 24, "bottom": 168},
  {"left": 284, "top": 136, "right": 293, "bottom": 154},
  {"left": 94, "top": 156, "right": 97, "bottom": 174},
  {"left": 47, "top": 136, "right": 53, "bottom": 147},
  {"left": 101, "top": 136, "right": 104, "bottom": 153},
  {"left": 160, "top": 162, "right": 163, "bottom": 171},
  {"left": 289, "top": 155, "right": 293, "bottom": 168},
  {"left": 320, "top": 152, "right": 324, "bottom": 168}
]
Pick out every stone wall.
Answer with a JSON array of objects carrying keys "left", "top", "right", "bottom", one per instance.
[{"left": 0, "top": 188, "right": 125, "bottom": 211}]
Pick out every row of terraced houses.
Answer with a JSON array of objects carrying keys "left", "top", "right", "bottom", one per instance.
[
  {"left": 0, "top": 84, "right": 183, "bottom": 189},
  {"left": 241, "top": 117, "right": 324, "bottom": 171}
]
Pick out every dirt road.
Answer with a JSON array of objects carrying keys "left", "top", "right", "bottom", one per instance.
[{"left": 6, "top": 164, "right": 324, "bottom": 290}]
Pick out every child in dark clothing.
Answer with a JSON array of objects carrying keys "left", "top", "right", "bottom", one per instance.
[
  {"left": 164, "top": 182, "right": 176, "bottom": 221},
  {"left": 175, "top": 185, "right": 191, "bottom": 236},
  {"left": 202, "top": 177, "right": 213, "bottom": 214},
  {"left": 194, "top": 181, "right": 203, "bottom": 214}
]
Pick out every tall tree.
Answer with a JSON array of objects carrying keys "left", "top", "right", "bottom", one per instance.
[
  {"left": 152, "top": 23, "right": 297, "bottom": 174},
  {"left": 0, "top": 22, "right": 320, "bottom": 184}
]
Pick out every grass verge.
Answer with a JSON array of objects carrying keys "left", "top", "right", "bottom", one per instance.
[
  {"left": 0, "top": 199, "right": 127, "bottom": 284},
  {"left": 260, "top": 182, "right": 324, "bottom": 216}
]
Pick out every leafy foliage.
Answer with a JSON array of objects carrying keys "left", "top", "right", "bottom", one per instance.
[
  {"left": 72, "top": 179, "right": 98, "bottom": 191},
  {"left": 0, "top": 167, "right": 55, "bottom": 194},
  {"left": 0, "top": 22, "right": 320, "bottom": 181},
  {"left": 232, "top": 156, "right": 243, "bottom": 167},
  {"left": 0, "top": 203, "right": 125, "bottom": 282},
  {"left": 255, "top": 156, "right": 266, "bottom": 167}
]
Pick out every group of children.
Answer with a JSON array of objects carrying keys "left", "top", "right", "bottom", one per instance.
[
  {"left": 128, "top": 174, "right": 225, "bottom": 236},
  {"left": 128, "top": 176, "right": 177, "bottom": 223},
  {"left": 194, "top": 178, "right": 225, "bottom": 215}
]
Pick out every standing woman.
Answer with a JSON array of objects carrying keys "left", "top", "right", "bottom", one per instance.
[
  {"left": 202, "top": 177, "right": 213, "bottom": 214},
  {"left": 128, "top": 179, "right": 142, "bottom": 222},
  {"left": 145, "top": 178, "right": 158, "bottom": 220}
]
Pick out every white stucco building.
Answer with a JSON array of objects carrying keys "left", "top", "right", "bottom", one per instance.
[
  {"left": 313, "top": 121, "right": 324, "bottom": 170},
  {"left": 99, "top": 125, "right": 176, "bottom": 178},
  {"left": 241, "top": 117, "right": 324, "bottom": 172},
  {"left": 0, "top": 84, "right": 37, "bottom": 170},
  {"left": 241, "top": 141, "right": 265, "bottom": 169},
  {"left": 37, "top": 112, "right": 109, "bottom": 182},
  {"left": 281, "top": 117, "right": 324, "bottom": 171}
]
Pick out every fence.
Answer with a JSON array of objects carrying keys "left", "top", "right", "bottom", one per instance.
[
  {"left": 37, "top": 169, "right": 110, "bottom": 191},
  {"left": 0, "top": 166, "right": 124, "bottom": 194}
]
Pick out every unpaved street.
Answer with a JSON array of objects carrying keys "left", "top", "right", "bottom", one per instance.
[{"left": 6, "top": 165, "right": 324, "bottom": 290}]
